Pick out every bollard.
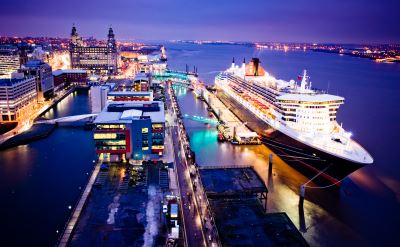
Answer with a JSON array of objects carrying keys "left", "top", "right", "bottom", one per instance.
[
  {"left": 268, "top": 154, "right": 273, "bottom": 175},
  {"left": 299, "top": 184, "right": 305, "bottom": 208}
]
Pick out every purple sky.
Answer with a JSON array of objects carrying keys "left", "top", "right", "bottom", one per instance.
[{"left": 0, "top": 0, "right": 399, "bottom": 43}]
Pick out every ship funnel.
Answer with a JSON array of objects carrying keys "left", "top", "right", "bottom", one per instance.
[{"left": 251, "top": 58, "right": 260, "bottom": 76}]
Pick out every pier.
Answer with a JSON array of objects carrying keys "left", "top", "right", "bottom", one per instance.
[
  {"left": 201, "top": 88, "right": 260, "bottom": 144},
  {"left": 58, "top": 161, "right": 100, "bottom": 247}
]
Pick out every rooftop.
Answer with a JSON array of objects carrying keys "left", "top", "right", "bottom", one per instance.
[
  {"left": 0, "top": 45, "right": 18, "bottom": 55},
  {"left": 0, "top": 77, "right": 34, "bottom": 87},
  {"left": 69, "top": 164, "right": 158, "bottom": 246},
  {"left": 209, "top": 198, "right": 309, "bottom": 247},
  {"left": 199, "top": 167, "right": 267, "bottom": 197},
  {"left": 52, "top": 69, "right": 87, "bottom": 76},
  {"left": 120, "top": 109, "right": 143, "bottom": 120},
  {"left": 94, "top": 101, "right": 165, "bottom": 124},
  {"left": 199, "top": 166, "right": 308, "bottom": 247},
  {"left": 108, "top": 91, "right": 153, "bottom": 96},
  {"left": 133, "top": 73, "right": 149, "bottom": 81},
  {"left": 23, "top": 59, "right": 48, "bottom": 68}
]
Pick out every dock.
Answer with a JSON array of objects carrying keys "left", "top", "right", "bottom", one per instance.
[
  {"left": 58, "top": 161, "right": 100, "bottom": 247},
  {"left": 201, "top": 88, "right": 260, "bottom": 144}
]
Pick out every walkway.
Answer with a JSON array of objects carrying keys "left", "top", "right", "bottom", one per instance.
[
  {"left": 58, "top": 162, "right": 100, "bottom": 247},
  {"left": 202, "top": 89, "right": 257, "bottom": 140}
]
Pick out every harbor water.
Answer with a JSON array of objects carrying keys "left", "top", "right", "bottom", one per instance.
[
  {"left": 166, "top": 42, "right": 400, "bottom": 246},
  {"left": 0, "top": 44, "right": 399, "bottom": 246},
  {"left": 0, "top": 90, "right": 95, "bottom": 246}
]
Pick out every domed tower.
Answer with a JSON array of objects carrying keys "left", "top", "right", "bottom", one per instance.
[
  {"left": 70, "top": 24, "right": 82, "bottom": 47},
  {"left": 107, "top": 27, "right": 116, "bottom": 49}
]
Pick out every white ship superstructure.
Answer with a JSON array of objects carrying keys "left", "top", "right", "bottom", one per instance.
[{"left": 215, "top": 58, "right": 373, "bottom": 167}]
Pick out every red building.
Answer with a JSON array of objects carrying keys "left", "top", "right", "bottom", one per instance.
[{"left": 52, "top": 69, "right": 87, "bottom": 90}]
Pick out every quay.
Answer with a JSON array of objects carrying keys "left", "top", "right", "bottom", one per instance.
[
  {"left": 0, "top": 85, "right": 82, "bottom": 145},
  {"left": 58, "top": 161, "right": 175, "bottom": 246},
  {"left": 200, "top": 88, "right": 260, "bottom": 145},
  {"left": 0, "top": 123, "right": 56, "bottom": 150},
  {"left": 0, "top": 87, "right": 93, "bottom": 149},
  {"left": 58, "top": 161, "right": 100, "bottom": 247}
]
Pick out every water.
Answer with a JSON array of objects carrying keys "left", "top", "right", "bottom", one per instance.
[
  {"left": 0, "top": 90, "right": 95, "bottom": 247},
  {"left": 166, "top": 43, "right": 400, "bottom": 246},
  {"left": 0, "top": 44, "right": 399, "bottom": 246},
  {"left": 42, "top": 89, "right": 92, "bottom": 119}
]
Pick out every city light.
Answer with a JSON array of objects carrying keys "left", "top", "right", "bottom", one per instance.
[{"left": 0, "top": 2, "right": 397, "bottom": 246}]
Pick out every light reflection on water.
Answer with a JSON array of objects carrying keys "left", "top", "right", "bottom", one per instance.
[
  {"left": 42, "top": 89, "right": 91, "bottom": 119},
  {"left": 167, "top": 42, "right": 400, "bottom": 246},
  {"left": 0, "top": 89, "right": 95, "bottom": 246}
]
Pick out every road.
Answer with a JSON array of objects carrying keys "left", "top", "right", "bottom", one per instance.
[
  {"left": 166, "top": 82, "right": 220, "bottom": 247},
  {"left": 170, "top": 125, "right": 205, "bottom": 247}
]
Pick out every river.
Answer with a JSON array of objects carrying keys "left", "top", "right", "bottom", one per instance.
[{"left": 166, "top": 42, "right": 400, "bottom": 246}]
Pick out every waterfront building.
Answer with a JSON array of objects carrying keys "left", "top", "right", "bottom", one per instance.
[
  {"left": 107, "top": 91, "right": 153, "bottom": 102},
  {"left": 0, "top": 73, "right": 37, "bottom": 122},
  {"left": 20, "top": 59, "right": 54, "bottom": 102},
  {"left": 0, "top": 45, "right": 27, "bottom": 79},
  {"left": 133, "top": 72, "right": 151, "bottom": 91},
  {"left": 90, "top": 85, "right": 111, "bottom": 113},
  {"left": 52, "top": 69, "right": 87, "bottom": 91},
  {"left": 91, "top": 82, "right": 153, "bottom": 113},
  {"left": 93, "top": 101, "right": 165, "bottom": 161},
  {"left": 69, "top": 25, "right": 118, "bottom": 75}
]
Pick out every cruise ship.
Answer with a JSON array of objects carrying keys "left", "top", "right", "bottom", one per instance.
[{"left": 215, "top": 58, "right": 373, "bottom": 182}]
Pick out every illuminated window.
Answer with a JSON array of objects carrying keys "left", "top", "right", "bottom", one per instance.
[
  {"left": 93, "top": 133, "right": 117, "bottom": 139},
  {"left": 142, "top": 147, "right": 149, "bottom": 151},
  {"left": 152, "top": 123, "right": 163, "bottom": 128},
  {"left": 142, "top": 128, "right": 149, "bottom": 133}
]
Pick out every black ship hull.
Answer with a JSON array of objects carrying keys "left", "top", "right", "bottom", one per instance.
[
  {"left": 216, "top": 91, "right": 367, "bottom": 184},
  {"left": 261, "top": 130, "right": 364, "bottom": 183}
]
